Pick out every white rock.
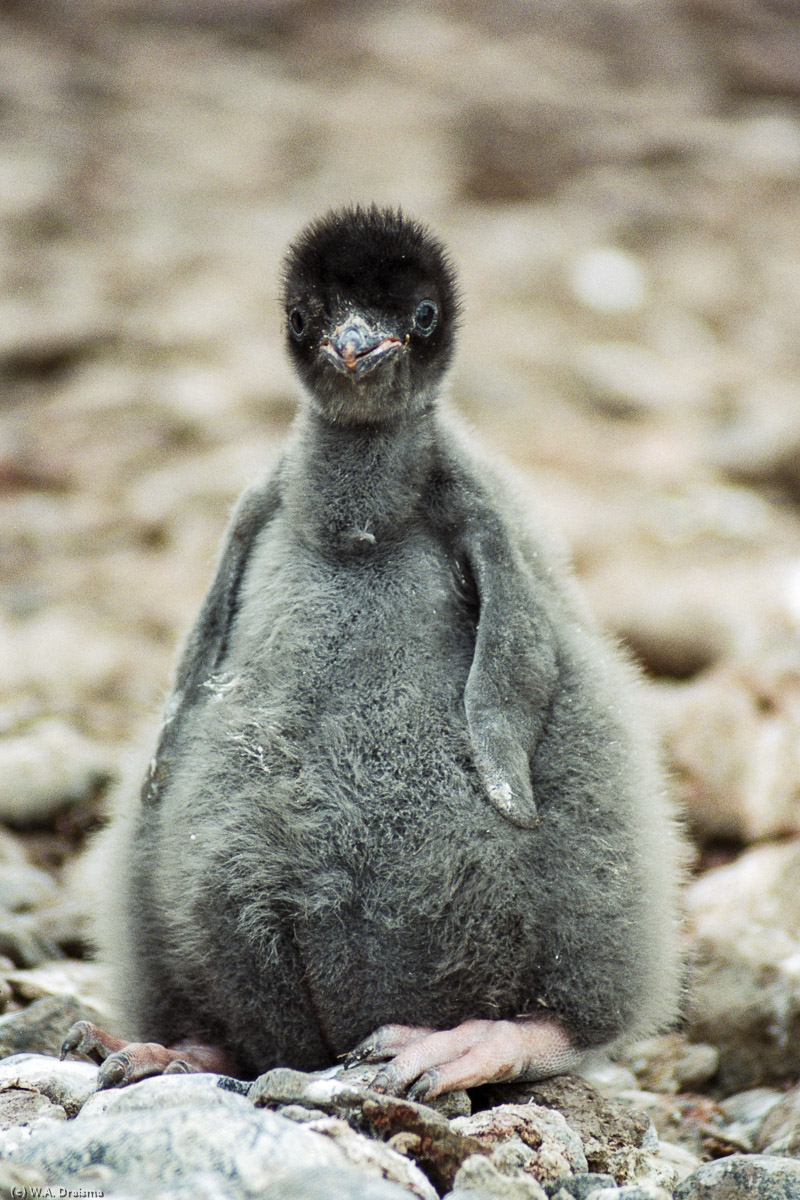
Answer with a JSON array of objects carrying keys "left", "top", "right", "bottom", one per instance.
[
  {"left": 78, "top": 1072, "right": 251, "bottom": 1119},
  {"left": 0, "top": 1053, "right": 98, "bottom": 1117},
  {"left": 569, "top": 247, "right": 648, "bottom": 314}
]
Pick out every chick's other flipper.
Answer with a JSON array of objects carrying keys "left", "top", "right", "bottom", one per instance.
[
  {"left": 61, "top": 1021, "right": 233, "bottom": 1088},
  {"left": 142, "top": 469, "right": 282, "bottom": 808},
  {"left": 350, "top": 1016, "right": 582, "bottom": 1100}
]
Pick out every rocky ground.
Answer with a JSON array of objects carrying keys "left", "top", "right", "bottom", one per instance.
[{"left": 2, "top": 0, "right": 800, "bottom": 1196}]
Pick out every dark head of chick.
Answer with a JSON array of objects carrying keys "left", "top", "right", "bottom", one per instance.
[{"left": 282, "top": 205, "right": 461, "bottom": 427}]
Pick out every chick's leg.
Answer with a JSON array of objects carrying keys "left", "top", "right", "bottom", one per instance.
[
  {"left": 353, "top": 1016, "right": 582, "bottom": 1100},
  {"left": 61, "top": 1021, "right": 233, "bottom": 1088}
]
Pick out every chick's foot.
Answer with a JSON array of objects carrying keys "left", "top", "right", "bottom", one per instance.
[
  {"left": 357, "top": 1016, "right": 582, "bottom": 1099},
  {"left": 61, "top": 1020, "right": 232, "bottom": 1088}
]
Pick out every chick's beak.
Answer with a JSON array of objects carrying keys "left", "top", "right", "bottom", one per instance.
[{"left": 321, "top": 316, "right": 402, "bottom": 378}]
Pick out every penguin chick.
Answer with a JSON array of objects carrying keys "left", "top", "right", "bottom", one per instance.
[{"left": 64, "top": 205, "right": 684, "bottom": 1097}]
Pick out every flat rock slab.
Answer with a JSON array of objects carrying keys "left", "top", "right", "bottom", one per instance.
[
  {"left": 79, "top": 1070, "right": 250, "bottom": 1118},
  {"left": 674, "top": 1153, "right": 800, "bottom": 1199},
  {"left": 0, "top": 1052, "right": 98, "bottom": 1116},
  {"left": 257, "top": 1166, "right": 425, "bottom": 1199},
  {"left": 7, "top": 1105, "right": 350, "bottom": 1197}
]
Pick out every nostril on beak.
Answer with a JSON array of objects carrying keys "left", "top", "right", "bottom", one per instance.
[
  {"left": 321, "top": 316, "right": 401, "bottom": 376},
  {"left": 333, "top": 323, "right": 370, "bottom": 357}
]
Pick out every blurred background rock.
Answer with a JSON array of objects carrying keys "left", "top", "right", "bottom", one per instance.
[{"left": 2, "top": 0, "right": 800, "bottom": 1091}]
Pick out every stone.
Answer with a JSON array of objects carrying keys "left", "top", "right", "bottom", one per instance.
[
  {"left": 577, "top": 1054, "right": 639, "bottom": 1099},
  {"left": 616, "top": 1091, "right": 719, "bottom": 1159},
  {"left": 259, "top": 1167, "right": 423, "bottom": 1199},
  {"left": 0, "top": 1052, "right": 98, "bottom": 1116},
  {"left": 617, "top": 1033, "right": 719, "bottom": 1094},
  {"left": 251, "top": 1067, "right": 484, "bottom": 1193},
  {"left": 719, "top": 1088, "right": 785, "bottom": 1153},
  {"left": 686, "top": 839, "right": 800, "bottom": 1090},
  {"left": 0, "top": 1087, "right": 66, "bottom": 1129},
  {"left": 0, "top": 1158, "right": 49, "bottom": 1193},
  {"left": 487, "top": 1075, "right": 656, "bottom": 1185},
  {"left": 451, "top": 1103, "right": 588, "bottom": 1182},
  {"left": 7, "top": 960, "right": 111, "bottom": 1014},
  {"left": 81, "top": 1076, "right": 438, "bottom": 1200},
  {"left": 652, "top": 1140, "right": 702, "bottom": 1183},
  {"left": 0, "top": 995, "right": 105, "bottom": 1061},
  {"left": 656, "top": 662, "right": 800, "bottom": 844},
  {"left": 0, "top": 915, "right": 64, "bottom": 969},
  {"left": 0, "top": 863, "right": 58, "bottom": 912},
  {"left": 588, "top": 1186, "right": 672, "bottom": 1200},
  {"left": 8, "top": 1105, "right": 352, "bottom": 1196},
  {"left": 0, "top": 718, "right": 113, "bottom": 826},
  {"left": 674, "top": 1153, "right": 800, "bottom": 1199},
  {"left": 541, "top": 1175, "right": 615, "bottom": 1199},
  {"left": 297, "top": 1116, "right": 437, "bottom": 1200},
  {"left": 451, "top": 1153, "right": 548, "bottom": 1199},
  {"left": 79, "top": 1071, "right": 252, "bottom": 1120},
  {"left": 568, "top": 247, "right": 648, "bottom": 315},
  {"left": 755, "top": 1083, "right": 800, "bottom": 1155}
]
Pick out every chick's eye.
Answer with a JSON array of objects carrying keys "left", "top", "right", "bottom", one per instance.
[
  {"left": 289, "top": 307, "right": 306, "bottom": 339},
  {"left": 414, "top": 300, "right": 438, "bottom": 334}
]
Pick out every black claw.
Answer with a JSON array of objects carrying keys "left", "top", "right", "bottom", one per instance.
[
  {"left": 370, "top": 1070, "right": 390, "bottom": 1094},
  {"left": 60, "top": 1022, "right": 88, "bottom": 1061},
  {"left": 97, "top": 1057, "right": 127, "bottom": 1089},
  {"left": 164, "top": 1059, "right": 191, "bottom": 1075},
  {"left": 407, "top": 1071, "right": 435, "bottom": 1102},
  {"left": 342, "top": 1036, "right": 375, "bottom": 1067}
]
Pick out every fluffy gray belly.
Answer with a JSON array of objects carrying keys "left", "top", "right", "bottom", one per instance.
[{"left": 152, "top": 526, "right": 523, "bottom": 1049}]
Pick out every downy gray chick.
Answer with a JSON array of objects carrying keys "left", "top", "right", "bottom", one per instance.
[{"left": 64, "top": 205, "right": 684, "bottom": 1098}]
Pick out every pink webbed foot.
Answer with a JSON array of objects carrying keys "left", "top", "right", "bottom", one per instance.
[
  {"left": 351, "top": 1016, "right": 582, "bottom": 1100},
  {"left": 61, "top": 1020, "right": 233, "bottom": 1089}
]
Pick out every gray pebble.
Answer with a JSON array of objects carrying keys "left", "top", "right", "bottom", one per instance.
[
  {"left": 674, "top": 1153, "right": 800, "bottom": 1198},
  {"left": 294, "top": 1114, "right": 436, "bottom": 1199},
  {"left": 754, "top": 1083, "right": 800, "bottom": 1154},
  {"left": 0, "top": 1158, "right": 50, "bottom": 1193},
  {"left": 586, "top": 1185, "right": 672, "bottom": 1200},
  {"left": 720, "top": 1088, "right": 785, "bottom": 1128},
  {"left": 578, "top": 1055, "right": 639, "bottom": 1099},
  {"left": 276, "top": 1104, "right": 329, "bottom": 1123},
  {"left": 542, "top": 1176, "right": 616, "bottom": 1199},
  {"left": 0, "top": 916, "right": 63, "bottom": 968},
  {"left": 717, "top": 1087, "right": 786, "bottom": 1153}
]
